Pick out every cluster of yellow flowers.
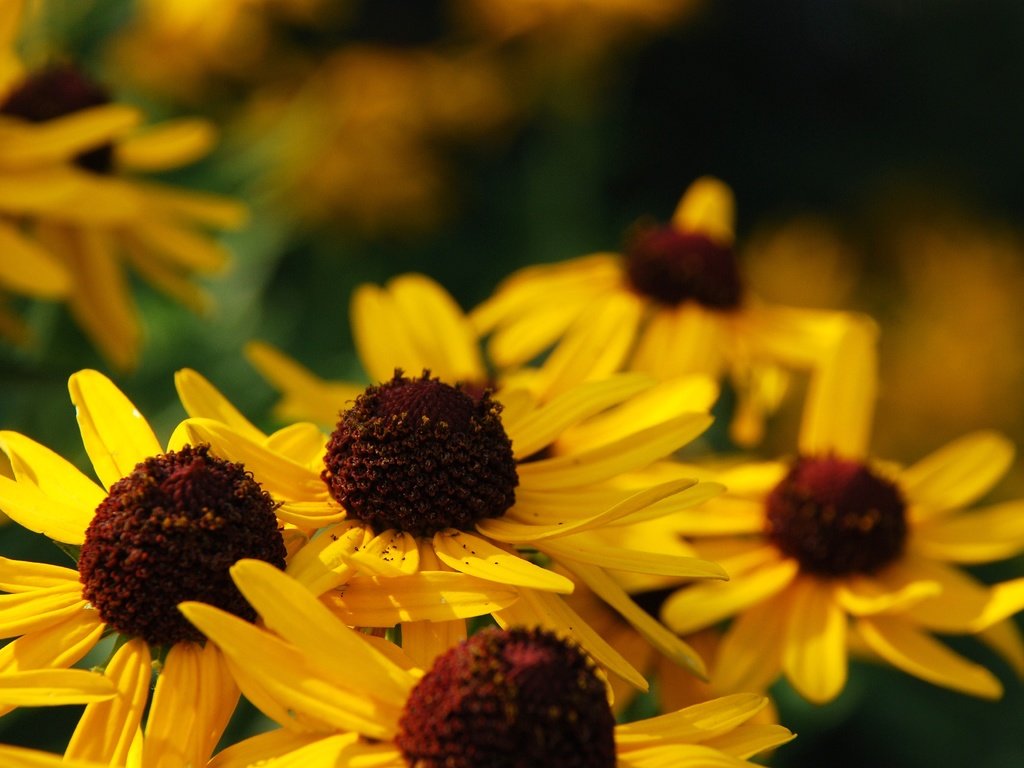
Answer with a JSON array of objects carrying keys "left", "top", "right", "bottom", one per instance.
[{"left": 0, "top": 2, "right": 1022, "bottom": 768}]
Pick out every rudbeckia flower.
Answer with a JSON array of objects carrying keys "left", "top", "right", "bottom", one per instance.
[
  {"left": 0, "top": 370, "right": 295, "bottom": 765},
  {"left": 470, "top": 176, "right": 862, "bottom": 445},
  {"left": 655, "top": 325, "right": 1024, "bottom": 702},
  {"left": 0, "top": 1, "right": 245, "bottom": 368},
  {"left": 182, "top": 560, "right": 794, "bottom": 768},
  {"left": 178, "top": 363, "right": 726, "bottom": 688}
]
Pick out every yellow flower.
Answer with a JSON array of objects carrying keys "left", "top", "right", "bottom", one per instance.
[
  {"left": 655, "top": 325, "right": 1024, "bottom": 702},
  {"left": 182, "top": 560, "right": 794, "bottom": 767},
  {"left": 0, "top": 370, "right": 297, "bottom": 765},
  {"left": 471, "top": 176, "right": 863, "bottom": 445},
  {"left": 178, "top": 359, "right": 726, "bottom": 688},
  {"left": 0, "top": 1, "right": 245, "bottom": 368}
]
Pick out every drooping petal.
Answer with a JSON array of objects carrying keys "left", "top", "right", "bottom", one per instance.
[
  {"left": 712, "top": 589, "right": 790, "bottom": 695},
  {"left": 0, "top": 608, "right": 104, "bottom": 673},
  {"left": 142, "top": 642, "right": 202, "bottom": 768},
  {"left": 782, "top": 577, "right": 847, "bottom": 703},
  {"left": 855, "top": 616, "right": 1001, "bottom": 699},
  {"left": 0, "top": 221, "right": 69, "bottom": 297},
  {"left": 912, "top": 500, "right": 1024, "bottom": 563},
  {"left": 538, "top": 536, "right": 727, "bottom": 580},
  {"left": 0, "top": 668, "right": 115, "bottom": 706},
  {"left": 434, "top": 530, "right": 573, "bottom": 593},
  {"left": 65, "top": 639, "right": 151, "bottom": 765},
  {"left": 899, "top": 431, "right": 1015, "bottom": 515},
  {"left": 966, "top": 577, "right": 1024, "bottom": 632},
  {"left": 322, "top": 571, "right": 519, "bottom": 626},
  {"left": 190, "top": 644, "right": 241, "bottom": 767},
  {"left": 662, "top": 559, "right": 799, "bottom": 636},
  {"left": 68, "top": 370, "right": 161, "bottom": 490},
  {"left": 616, "top": 693, "right": 765, "bottom": 743}
]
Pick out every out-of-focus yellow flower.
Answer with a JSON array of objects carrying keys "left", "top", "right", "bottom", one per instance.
[
  {"left": 0, "top": 2, "right": 246, "bottom": 368},
  {"left": 473, "top": 177, "right": 867, "bottom": 446},
  {"left": 184, "top": 567, "right": 793, "bottom": 766},
  {"left": 655, "top": 326, "right": 1024, "bottom": 703}
]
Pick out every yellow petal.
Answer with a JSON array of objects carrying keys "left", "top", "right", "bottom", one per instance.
[
  {"left": 977, "top": 619, "right": 1024, "bottom": 679},
  {"left": 0, "top": 585, "right": 89, "bottom": 637},
  {"left": 323, "top": 571, "right": 520, "bottom": 626},
  {"left": 493, "top": 587, "right": 648, "bottom": 690},
  {"left": 834, "top": 575, "right": 941, "bottom": 616},
  {"left": 264, "top": 423, "right": 328, "bottom": 466},
  {"left": 616, "top": 692, "right": 766, "bottom": 743},
  {"left": 190, "top": 644, "right": 240, "bottom": 767},
  {"left": 285, "top": 522, "right": 368, "bottom": 595},
  {"left": 967, "top": 577, "right": 1024, "bottom": 632},
  {"left": 883, "top": 557, "right": 990, "bottom": 632},
  {"left": 516, "top": 413, "right": 712, "bottom": 490},
  {"left": 434, "top": 530, "right": 573, "bottom": 593},
  {"left": 174, "top": 369, "right": 266, "bottom": 443},
  {"left": 0, "top": 668, "right": 115, "bottom": 706},
  {"left": 143, "top": 642, "right": 202, "bottom": 768},
  {"left": 713, "top": 590, "right": 789, "bottom": 695},
  {"left": 856, "top": 616, "right": 1001, "bottom": 698},
  {"left": 131, "top": 219, "right": 231, "bottom": 274},
  {"left": 0, "top": 430, "right": 105, "bottom": 511},
  {"left": 244, "top": 341, "right": 364, "bottom": 428},
  {"left": 631, "top": 306, "right": 729, "bottom": 380},
  {"left": 662, "top": 559, "right": 798, "bottom": 636},
  {"left": 0, "top": 557, "right": 80, "bottom": 593},
  {"left": 0, "top": 221, "right": 69, "bottom": 297},
  {"left": 351, "top": 283, "right": 430, "bottom": 385},
  {"left": 401, "top": 619, "right": 466, "bottom": 671},
  {"left": 0, "top": 743, "right": 116, "bottom": 768},
  {"left": 913, "top": 499, "right": 1024, "bottom": 563},
  {"left": 229, "top": 559, "right": 414, "bottom": 702},
  {"left": 702, "top": 723, "right": 796, "bottom": 760},
  {"left": 899, "top": 431, "right": 1015, "bottom": 515},
  {"left": 507, "top": 373, "right": 652, "bottom": 459},
  {"left": 0, "top": 608, "right": 104, "bottom": 675},
  {"left": 565, "top": 560, "right": 708, "bottom": 679},
  {"left": 0, "top": 475, "right": 94, "bottom": 545},
  {"left": 208, "top": 731, "right": 325, "bottom": 768},
  {"left": 180, "top": 601, "right": 401, "bottom": 739},
  {"left": 0, "top": 105, "right": 141, "bottom": 166},
  {"left": 617, "top": 744, "right": 751, "bottom": 768},
  {"left": 347, "top": 530, "right": 421, "bottom": 578},
  {"left": 387, "top": 273, "right": 485, "bottom": 383},
  {"left": 798, "top": 314, "right": 878, "bottom": 459},
  {"left": 66, "top": 638, "right": 151, "bottom": 765},
  {"left": 132, "top": 183, "right": 246, "bottom": 229},
  {"left": 115, "top": 118, "right": 216, "bottom": 172},
  {"left": 782, "top": 577, "right": 847, "bottom": 703},
  {"left": 671, "top": 176, "right": 735, "bottom": 244},
  {"left": 537, "top": 537, "right": 727, "bottom": 580},
  {"left": 69, "top": 369, "right": 162, "bottom": 491}
]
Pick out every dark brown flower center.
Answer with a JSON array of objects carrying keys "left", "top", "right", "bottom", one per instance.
[
  {"left": 0, "top": 64, "right": 114, "bottom": 173},
  {"left": 322, "top": 371, "right": 517, "bottom": 538},
  {"left": 396, "top": 627, "right": 616, "bottom": 768},
  {"left": 625, "top": 224, "right": 742, "bottom": 309},
  {"left": 78, "top": 444, "right": 287, "bottom": 647},
  {"left": 765, "top": 456, "right": 907, "bottom": 577}
]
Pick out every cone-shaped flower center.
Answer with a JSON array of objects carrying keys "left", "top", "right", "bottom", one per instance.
[
  {"left": 625, "top": 224, "right": 742, "bottom": 309},
  {"left": 765, "top": 456, "right": 907, "bottom": 577},
  {"left": 78, "top": 444, "right": 286, "bottom": 646},
  {"left": 0, "top": 64, "right": 114, "bottom": 173},
  {"left": 322, "top": 371, "right": 518, "bottom": 537},
  {"left": 396, "top": 627, "right": 616, "bottom": 768}
]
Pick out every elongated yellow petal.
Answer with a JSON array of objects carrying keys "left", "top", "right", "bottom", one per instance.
[
  {"left": 507, "top": 374, "right": 652, "bottom": 459},
  {"left": 712, "top": 590, "right": 789, "bottom": 695},
  {"left": 532, "top": 293, "right": 645, "bottom": 400},
  {"left": 387, "top": 274, "right": 485, "bottom": 383},
  {"left": 977, "top": 619, "right": 1024, "bottom": 679},
  {"left": 782, "top": 577, "right": 847, "bottom": 703},
  {"left": 190, "top": 644, "right": 240, "bottom": 767},
  {"left": 0, "top": 668, "right": 115, "bottom": 705},
  {"left": 264, "top": 422, "right": 328, "bottom": 466},
  {"left": 967, "top": 577, "right": 1024, "bottom": 632},
  {"left": 69, "top": 370, "right": 161, "bottom": 490},
  {"left": 0, "top": 431, "right": 105, "bottom": 515},
  {"left": 493, "top": 587, "right": 648, "bottom": 690},
  {"left": 351, "top": 283, "right": 429, "bottom": 385},
  {"left": 347, "top": 530, "right": 421, "bottom": 577},
  {"left": 115, "top": 118, "right": 216, "bottom": 172},
  {"left": 174, "top": 369, "right": 266, "bottom": 443},
  {"left": 538, "top": 536, "right": 727, "bottom": 580},
  {"left": 631, "top": 305, "right": 728, "bottom": 380},
  {"left": 0, "top": 221, "right": 69, "bottom": 297},
  {"left": 834, "top": 576, "right": 941, "bottom": 616},
  {"left": 323, "top": 571, "right": 520, "bottom": 626},
  {"left": 0, "top": 743, "right": 116, "bottom": 768},
  {"left": 0, "top": 105, "right": 140, "bottom": 166},
  {"left": 277, "top": 500, "right": 347, "bottom": 528},
  {"left": 567, "top": 560, "right": 707, "bottom": 679},
  {"left": 856, "top": 616, "right": 1001, "bottom": 698},
  {"left": 703, "top": 723, "right": 796, "bottom": 760},
  {"left": 143, "top": 642, "right": 201, "bottom": 768},
  {"left": 913, "top": 499, "right": 1024, "bottom": 563},
  {"left": 671, "top": 177, "right": 735, "bottom": 244},
  {"left": 0, "top": 608, "right": 104, "bottom": 677},
  {"left": 517, "top": 414, "right": 711, "bottom": 490},
  {"left": 401, "top": 619, "right": 466, "bottom": 671},
  {"left": 662, "top": 559, "right": 798, "bottom": 636},
  {"left": 616, "top": 693, "right": 765, "bottom": 743},
  {"left": 180, "top": 601, "right": 401, "bottom": 740},
  {"left": 66, "top": 638, "right": 151, "bottom": 765},
  {"left": 617, "top": 743, "right": 751, "bottom": 768},
  {"left": 285, "top": 522, "right": 368, "bottom": 595},
  {"left": 488, "top": 294, "right": 601, "bottom": 370},
  {"left": 0, "top": 585, "right": 89, "bottom": 637},
  {"left": 131, "top": 183, "right": 247, "bottom": 229},
  {"left": 899, "top": 431, "right": 1015, "bottom": 515},
  {"left": 244, "top": 341, "right": 364, "bottom": 427},
  {"left": 883, "top": 557, "right": 990, "bottom": 631},
  {"left": 130, "top": 219, "right": 230, "bottom": 274},
  {"left": 434, "top": 530, "right": 573, "bottom": 593},
  {"left": 0, "top": 475, "right": 94, "bottom": 545},
  {"left": 0, "top": 557, "right": 79, "bottom": 594},
  {"left": 798, "top": 315, "right": 878, "bottom": 460},
  {"left": 229, "top": 559, "right": 414, "bottom": 702},
  {"left": 208, "top": 730, "right": 326, "bottom": 768}
]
